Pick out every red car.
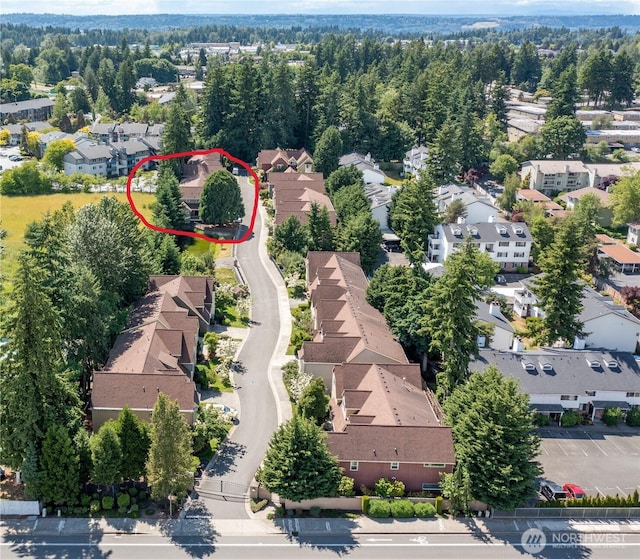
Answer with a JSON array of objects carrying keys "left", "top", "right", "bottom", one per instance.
[{"left": 563, "top": 484, "right": 586, "bottom": 500}]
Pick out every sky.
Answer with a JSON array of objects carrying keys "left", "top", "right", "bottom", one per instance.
[{"left": 3, "top": 0, "right": 640, "bottom": 16}]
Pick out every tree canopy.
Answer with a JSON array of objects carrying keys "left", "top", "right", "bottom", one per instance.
[{"left": 199, "top": 169, "right": 245, "bottom": 225}]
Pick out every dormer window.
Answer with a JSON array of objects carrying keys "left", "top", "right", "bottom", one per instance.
[
  {"left": 496, "top": 225, "right": 508, "bottom": 235},
  {"left": 452, "top": 227, "right": 462, "bottom": 236},
  {"left": 587, "top": 359, "right": 601, "bottom": 369},
  {"left": 605, "top": 360, "right": 618, "bottom": 369},
  {"left": 522, "top": 362, "right": 536, "bottom": 372},
  {"left": 513, "top": 225, "right": 524, "bottom": 235},
  {"left": 540, "top": 363, "right": 553, "bottom": 372}
]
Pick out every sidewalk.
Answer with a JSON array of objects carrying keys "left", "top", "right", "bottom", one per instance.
[{"left": 2, "top": 516, "right": 640, "bottom": 539}]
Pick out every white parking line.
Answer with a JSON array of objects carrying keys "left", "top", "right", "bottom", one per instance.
[
  {"left": 616, "top": 486, "right": 628, "bottom": 497},
  {"left": 605, "top": 437, "right": 626, "bottom": 454},
  {"left": 553, "top": 438, "right": 569, "bottom": 455},
  {"left": 594, "top": 486, "right": 606, "bottom": 497},
  {"left": 585, "top": 432, "right": 608, "bottom": 456}
]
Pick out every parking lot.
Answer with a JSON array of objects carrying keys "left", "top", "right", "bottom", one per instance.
[{"left": 537, "top": 426, "right": 640, "bottom": 499}]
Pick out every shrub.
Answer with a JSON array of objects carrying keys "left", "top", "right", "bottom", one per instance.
[
  {"left": 310, "top": 506, "right": 321, "bottom": 517},
  {"left": 274, "top": 506, "right": 286, "bottom": 518},
  {"left": 101, "top": 496, "right": 114, "bottom": 510},
  {"left": 368, "top": 499, "right": 391, "bottom": 518},
  {"left": 603, "top": 407, "right": 623, "bottom": 426},
  {"left": 561, "top": 411, "right": 581, "bottom": 427},
  {"left": 337, "top": 476, "right": 355, "bottom": 497},
  {"left": 145, "top": 508, "right": 155, "bottom": 516},
  {"left": 250, "top": 499, "right": 268, "bottom": 513},
  {"left": 435, "top": 496, "right": 443, "bottom": 515},
  {"left": 117, "top": 493, "right": 131, "bottom": 508},
  {"left": 361, "top": 495, "right": 370, "bottom": 514},
  {"left": 138, "top": 491, "right": 148, "bottom": 501},
  {"left": 89, "top": 500, "right": 101, "bottom": 514},
  {"left": 130, "top": 511, "right": 139, "bottom": 519},
  {"left": 534, "top": 414, "right": 552, "bottom": 426},
  {"left": 128, "top": 487, "right": 139, "bottom": 497},
  {"left": 390, "top": 499, "right": 414, "bottom": 518},
  {"left": 626, "top": 407, "right": 640, "bottom": 427},
  {"left": 130, "top": 504, "right": 139, "bottom": 513},
  {"left": 81, "top": 494, "right": 92, "bottom": 507},
  {"left": 414, "top": 502, "right": 437, "bottom": 518},
  {"left": 374, "top": 478, "right": 405, "bottom": 498},
  {"left": 92, "top": 493, "right": 100, "bottom": 500},
  {"left": 118, "top": 506, "right": 127, "bottom": 515},
  {"left": 360, "top": 484, "right": 374, "bottom": 496}
]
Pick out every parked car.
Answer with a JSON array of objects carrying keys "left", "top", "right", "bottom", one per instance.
[
  {"left": 563, "top": 483, "right": 585, "bottom": 500},
  {"left": 539, "top": 481, "right": 568, "bottom": 501},
  {"left": 495, "top": 274, "right": 507, "bottom": 285}
]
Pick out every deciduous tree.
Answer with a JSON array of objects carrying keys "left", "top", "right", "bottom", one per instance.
[
  {"left": 42, "top": 138, "right": 76, "bottom": 171},
  {"left": 610, "top": 172, "right": 640, "bottom": 226},
  {"left": 296, "top": 377, "right": 329, "bottom": 425}
]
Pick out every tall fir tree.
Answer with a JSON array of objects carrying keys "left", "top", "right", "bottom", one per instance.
[
  {"left": 313, "top": 126, "right": 343, "bottom": 178},
  {"left": 336, "top": 211, "right": 382, "bottom": 275},
  {"left": 146, "top": 393, "right": 195, "bottom": 502},
  {"left": 152, "top": 163, "right": 188, "bottom": 231},
  {"left": 162, "top": 95, "right": 193, "bottom": 178},
  {"left": 199, "top": 170, "right": 245, "bottom": 225},
  {"left": 306, "top": 202, "right": 335, "bottom": 252},
  {"left": 90, "top": 420, "right": 123, "bottom": 491},
  {"left": 116, "top": 407, "right": 150, "bottom": 481},
  {"left": 40, "top": 424, "right": 81, "bottom": 506},
  {"left": 258, "top": 414, "right": 341, "bottom": 502}
]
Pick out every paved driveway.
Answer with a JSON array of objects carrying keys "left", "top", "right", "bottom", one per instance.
[{"left": 537, "top": 426, "right": 640, "bottom": 498}]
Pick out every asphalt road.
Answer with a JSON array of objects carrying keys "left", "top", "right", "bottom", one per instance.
[
  {"left": 2, "top": 531, "right": 639, "bottom": 558},
  {"left": 197, "top": 176, "right": 280, "bottom": 518}
]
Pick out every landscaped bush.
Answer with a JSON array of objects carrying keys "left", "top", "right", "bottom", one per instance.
[
  {"left": 368, "top": 499, "right": 391, "bottom": 518},
  {"left": 101, "top": 496, "right": 114, "bottom": 510},
  {"left": 310, "top": 506, "right": 321, "bottom": 517},
  {"left": 374, "top": 478, "right": 405, "bottom": 498},
  {"left": 130, "top": 504, "right": 139, "bottom": 513},
  {"left": 250, "top": 499, "right": 268, "bottom": 513},
  {"left": 539, "top": 490, "right": 639, "bottom": 508},
  {"left": 117, "top": 493, "right": 131, "bottom": 508},
  {"left": 81, "top": 494, "right": 92, "bottom": 507},
  {"left": 128, "top": 487, "right": 139, "bottom": 497},
  {"left": 361, "top": 495, "right": 370, "bottom": 514},
  {"left": 118, "top": 506, "right": 127, "bottom": 515},
  {"left": 337, "top": 476, "right": 355, "bottom": 497},
  {"left": 534, "top": 414, "right": 552, "bottom": 426},
  {"left": 390, "top": 499, "right": 414, "bottom": 518},
  {"left": 626, "top": 407, "right": 640, "bottom": 427},
  {"left": 561, "top": 411, "right": 582, "bottom": 427},
  {"left": 138, "top": 491, "right": 148, "bottom": 501},
  {"left": 414, "top": 502, "right": 437, "bottom": 518},
  {"left": 89, "top": 500, "right": 101, "bottom": 514},
  {"left": 603, "top": 407, "right": 623, "bottom": 426},
  {"left": 435, "top": 496, "right": 443, "bottom": 515}
]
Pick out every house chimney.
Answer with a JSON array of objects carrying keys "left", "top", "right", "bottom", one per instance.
[
  {"left": 512, "top": 337, "right": 524, "bottom": 352},
  {"left": 489, "top": 301, "right": 502, "bottom": 317},
  {"left": 488, "top": 214, "right": 496, "bottom": 223},
  {"left": 573, "top": 335, "right": 586, "bottom": 350},
  {"left": 365, "top": 152, "right": 371, "bottom": 162},
  {"left": 457, "top": 216, "right": 465, "bottom": 224},
  {"left": 438, "top": 185, "right": 447, "bottom": 196}
]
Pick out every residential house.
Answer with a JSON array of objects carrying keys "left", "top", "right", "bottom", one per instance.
[
  {"left": 63, "top": 144, "right": 115, "bottom": 176},
  {"left": 0, "top": 121, "right": 50, "bottom": 146},
  {"left": 514, "top": 281, "right": 640, "bottom": 351},
  {"left": 476, "top": 300, "right": 515, "bottom": 351},
  {"left": 469, "top": 348, "right": 640, "bottom": 422},
  {"left": 300, "top": 252, "right": 408, "bottom": 384},
  {"left": 110, "top": 139, "right": 157, "bottom": 176},
  {"left": 179, "top": 152, "right": 225, "bottom": 222},
  {"left": 427, "top": 222, "right": 532, "bottom": 271},
  {"left": 0, "top": 98, "right": 54, "bottom": 122},
  {"left": 326, "top": 363, "right": 455, "bottom": 492},
  {"left": 403, "top": 146, "right": 428, "bottom": 180},
  {"left": 90, "top": 121, "right": 164, "bottom": 143},
  {"left": 520, "top": 160, "right": 590, "bottom": 194},
  {"left": 364, "top": 184, "right": 399, "bottom": 242},
  {"left": 338, "top": 152, "right": 385, "bottom": 184},
  {"left": 269, "top": 172, "right": 337, "bottom": 227},
  {"left": 627, "top": 222, "right": 640, "bottom": 246},
  {"left": 435, "top": 184, "right": 497, "bottom": 224},
  {"left": 598, "top": 243, "right": 640, "bottom": 274},
  {"left": 507, "top": 119, "right": 543, "bottom": 142},
  {"left": 91, "top": 275, "right": 214, "bottom": 430},
  {"left": 586, "top": 129, "right": 640, "bottom": 147},
  {"left": 256, "top": 147, "right": 313, "bottom": 174},
  {"left": 516, "top": 189, "right": 564, "bottom": 215},
  {"left": 558, "top": 186, "right": 613, "bottom": 227}
]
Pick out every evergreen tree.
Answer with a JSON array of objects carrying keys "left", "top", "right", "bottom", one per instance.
[
  {"left": 325, "top": 165, "right": 364, "bottom": 197},
  {"left": 272, "top": 215, "right": 309, "bottom": 256},
  {"left": 442, "top": 198, "right": 467, "bottom": 224},
  {"left": 196, "top": 65, "right": 229, "bottom": 148},
  {"left": 225, "top": 60, "right": 260, "bottom": 163},
  {"left": 97, "top": 58, "right": 117, "bottom": 110},
  {"left": 426, "top": 119, "right": 461, "bottom": 185},
  {"left": 115, "top": 57, "right": 136, "bottom": 113},
  {"left": 314, "top": 126, "right": 343, "bottom": 177},
  {"left": 296, "top": 377, "right": 329, "bottom": 425},
  {"left": 609, "top": 51, "right": 635, "bottom": 108},
  {"left": 531, "top": 215, "right": 585, "bottom": 346},
  {"left": 332, "top": 183, "right": 370, "bottom": 222},
  {"left": 490, "top": 73, "right": 509, "bottom": 130},
  {"left": 74, "top": 428, "right": 93, "bottom": 486},
  {"left": 21, "top": 442, "right": 43, "bottom": 500},
  {"left": 90, "top": 420, "right": 122, "bottom": 491},
  {"left": 116, "top": 407, "right": 150, "bottom": 481},
  {"left": 389, "top": 175, "right": 439, "bottom": 266},
  {"left": 40, "top": 424, "right": 80, "bottom": 506},
  {"left": 336, "top": 212, "right": 383, "bottom": 275},
  {"left": 146, "top": 393, "right": 195, "bottom": 502},
  {"left": 199, "top": 170, "right": 245, "bottom": 225},
  {"left": 162, "top": 97, "right": 193, "bottom": 178},
  {"left": 258, "top": 414, "right": 341, "bottom": 502},
  {"left": 152, "top": 164, "right": 188, "bottom": 231},
  {"left": 444, "top": 366, "right": 541, "bottom": 510},
  {"left": 539, "top": 115, "right": 586, "bottom": 159},
  {"left": 306, "top": 202, "right": 335, "bottom": 252},
  {"left": 420, "top": 239, "right": 497, "bottom": 398},
  {"left": 0, "top": 253, "right": 81, "bottom": 469},
  {"left": 545, "top": 65, "right": 579, "bottom": 120},
  {"left": 579, "top": 47, "right": 613, "bottom": 108},
  {"left": 511, "top": 40, "right": 541, "bottom": 92}
]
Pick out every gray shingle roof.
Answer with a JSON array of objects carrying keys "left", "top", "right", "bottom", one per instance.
[{"left": 469, "top": 349, "right": 640, "bottom": 394}]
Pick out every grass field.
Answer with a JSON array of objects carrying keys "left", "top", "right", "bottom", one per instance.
[{"left": 1, "top": 192, "right": 156, "bottom": 277}]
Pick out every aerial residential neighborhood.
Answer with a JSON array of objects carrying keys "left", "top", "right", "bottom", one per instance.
[{"left": 1, "top": 6, "right": 640, "bottom": 558}]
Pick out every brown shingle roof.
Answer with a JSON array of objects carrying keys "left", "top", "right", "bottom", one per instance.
[
  {"left": 180, "top": 152, "right": 224, "bottom": 201},
  {"left": 301, "top": 252, "right": 408, "bottom": 365},
  {"left": 598, "top": 243, "right": 640, "bottom": 264},
  {"left": 257, "top": 147, "right": 313, "bottom": 171},
  {"left": 270, "top": 173, "right": 337, "bottom": 227}
]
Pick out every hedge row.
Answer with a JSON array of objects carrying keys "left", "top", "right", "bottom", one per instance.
[{"left": 366, "top": 499, "right": 437, "bottom": 518}]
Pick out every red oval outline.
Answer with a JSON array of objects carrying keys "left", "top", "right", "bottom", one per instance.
[{"left": 126, "top": 148, "right": 259, "bottom": 244}]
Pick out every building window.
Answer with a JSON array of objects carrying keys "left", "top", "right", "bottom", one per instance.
[
  {"left": 585, "top": 391, "right": 596, "bottom": 397},
  {"left": 498, "top": 241, "right": 510, "bottom": 247},
  {"left": 390, "top": 462, "right": 399, "bottom": 471},
  {"left": 626, "top": 392, "right": 640, "bottom": 398},
  {"left": 515, "top": 241, "right": 527, "bottom": 247},
  {"left": 497, "top": 252, "right": 507, "bottom": 258},
  {"left": 485, "top": 244, "right": 494, "bottom": 252},
  {"left": 423, "top": 463, "right": 445, "bottom": 468},
  {"left": 350, "top": 461, "right": 358, "bottom": 471},
  {"left": 560, "top": 395, "right": 578, "bottom": 401},
  {"left": 514, "top": 252, "right": 525, "bottom": 258}
]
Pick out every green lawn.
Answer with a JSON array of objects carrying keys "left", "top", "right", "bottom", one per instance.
[
  {"left": 215, "top": 267, "right": 238, "bottom": 285},
  {"left": 1, "top": 192, "right": 156, "bottom": 278},
  {"left": 196, "top": 362, "right": 233, "bottom": 393}
]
